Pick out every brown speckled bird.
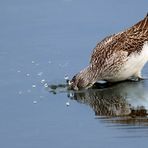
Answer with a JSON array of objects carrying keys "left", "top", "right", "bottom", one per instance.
[{"left": 69, "top": 14, "right": 148, "bottom": 90}]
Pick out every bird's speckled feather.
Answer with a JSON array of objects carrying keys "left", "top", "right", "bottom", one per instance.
[{"left": 70, "top": 14, "right": 148, "bottom": 90}]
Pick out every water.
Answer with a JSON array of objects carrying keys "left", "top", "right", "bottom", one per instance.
[{"left": 0, "top": 0, "right": 148, "bottom": 148}]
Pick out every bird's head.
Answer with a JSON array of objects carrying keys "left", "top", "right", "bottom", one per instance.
[{"left": 68, "top": 67, "right": 95, "bottom": 90}]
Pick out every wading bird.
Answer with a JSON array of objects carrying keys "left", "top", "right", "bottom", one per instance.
[{"left": 69, "top": 14, "right": 148, "bottom": 90}]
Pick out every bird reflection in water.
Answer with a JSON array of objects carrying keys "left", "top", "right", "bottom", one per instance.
[
  {"left": 48, "top": 80, "right": 148, "bottom": 126},
  {"left": 67, "top": 81, "right": 148, "bottom": 126}
]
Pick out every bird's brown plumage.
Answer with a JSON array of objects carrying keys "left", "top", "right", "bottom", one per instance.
[
  {"left": 91, "top": 14, "right": 148, "bottom": 63},
  {"left": 69, "top": 14, "right": 148, "bottom": 90}
]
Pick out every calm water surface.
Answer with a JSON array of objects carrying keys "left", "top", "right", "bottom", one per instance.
[{"left": 1, "top": 0, "right": 148, "bottom": 148}]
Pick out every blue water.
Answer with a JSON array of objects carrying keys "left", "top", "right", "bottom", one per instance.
[{"left": 0, "top": 0, "right": 148, "bottom": 148}]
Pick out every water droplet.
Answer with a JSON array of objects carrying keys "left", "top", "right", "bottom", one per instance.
[
  {"left": 17, "top": 70, "right": 21, "bottom": 73},
  {"left": 32, "top": 85, "right": 36, "bottom": 88},
  {"left": 44, "top": 83, "right": 48, "bottom": 88},
  {"left": 33, "top": 100, "right": 37, "bottom": 104},
  {"left": 69, "top": 93, "right": 74, "bottom": 98},
  {"left": 32, "top": 61, "right": 35, "bottom": 64},
  {"left": 26, "top": 73, "right": 30, "bottom": 76},
  {"left": 64, "top": 75, "right": 69, "bottom": 80},
  {"left": 37, "top": 72, "right": 43, "bottom": 76},
  {"left": 66, "top": 102, "right": 70, "bottom": 106},
  {"left": 41, "top": 79, "right": 45, "bottom": 84}
]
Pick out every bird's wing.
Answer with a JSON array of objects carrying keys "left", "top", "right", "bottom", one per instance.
[{"left": 90, "top": 14, "right": 148, "bottom": 65}]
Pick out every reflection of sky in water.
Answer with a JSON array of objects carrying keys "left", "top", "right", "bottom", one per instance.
[{"left": 0, "top": 0, "right": 148, "bottom": 148}]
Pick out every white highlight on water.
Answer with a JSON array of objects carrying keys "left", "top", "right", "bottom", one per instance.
[
  {"left": 41, "top": 79, "right": 45, "bottom": 84},
  {"left": 33, "top": 100, "right": 37, "bottom": 104},
  {"left": 17, "top": 70, "right": 21, "bottom": 73},
  {"left": 26, "top": 73, "right": 30, "bottom": 76},
  {"left": 44, "top": 83, "right": 48, "bottom": 88},
  {"left": 37, "top": 72, "right": 43, "bottom": 76},
  {"left": 32, "top": 85, "right": 36, "bottom": 88},
  {"left": 66, "top": 102, "right": 70, "bottom": 106}
]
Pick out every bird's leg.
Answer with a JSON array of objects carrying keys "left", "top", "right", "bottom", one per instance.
[
  {"left": 129, "top": 71, "right": 144, "bottom": 81},
  {"left": 134, "top": 71, "right": 145, "bottom": 80}
]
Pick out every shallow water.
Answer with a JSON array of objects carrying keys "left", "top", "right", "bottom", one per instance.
[{"left": 1, "top": 0, "right": 148, "bottom": 148}]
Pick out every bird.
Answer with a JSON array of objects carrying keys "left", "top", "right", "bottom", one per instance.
[{"left": 69, "top": 13, "right": 148, "bottom": 90}]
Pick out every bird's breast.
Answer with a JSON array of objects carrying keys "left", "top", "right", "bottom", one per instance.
[{"left": 118, "top": 41, "right": 148, "bottom": 79}]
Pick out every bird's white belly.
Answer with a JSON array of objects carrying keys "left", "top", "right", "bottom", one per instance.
[{"left": 110, "top": 41, "right": 148, "bottom": 82}]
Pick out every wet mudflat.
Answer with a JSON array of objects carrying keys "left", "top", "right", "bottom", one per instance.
[{"left": 1, "top": 0, "right": 148, "bottom": 148}]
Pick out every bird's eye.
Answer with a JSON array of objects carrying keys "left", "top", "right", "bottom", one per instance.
[{"left": 68, "top": 81, "right": 73, "bottom": 86}]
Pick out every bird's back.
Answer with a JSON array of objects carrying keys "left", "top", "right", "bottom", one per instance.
[
  {"left": 90, "top": 15, "right": 148, "bottom": 63},
  {"left": 69, "top": 14, "right": 148, "bottom": 90},
  {"left": 89, "top": 14, "right": 148, "bottom": 79}
]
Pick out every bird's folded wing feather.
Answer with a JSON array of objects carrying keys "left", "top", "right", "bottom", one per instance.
[{"left": 90, "top": 15, "right": 148, "bottom": 65}]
